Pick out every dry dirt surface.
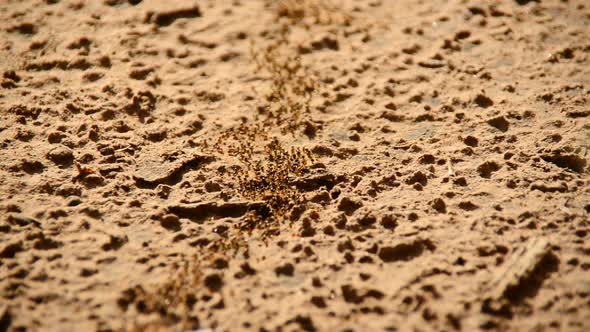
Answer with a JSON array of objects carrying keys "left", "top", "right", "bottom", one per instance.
[{"left": 1, "top": 0, "right": 590, "bottom": 331}]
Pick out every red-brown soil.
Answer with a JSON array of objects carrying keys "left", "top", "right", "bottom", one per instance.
[{"left": 1, "top": 1, "right": 589, "bottom": 331}]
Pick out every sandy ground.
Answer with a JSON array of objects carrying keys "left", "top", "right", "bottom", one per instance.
[{"left": 1, "top": 0, "right": 590, "bottom": 331}]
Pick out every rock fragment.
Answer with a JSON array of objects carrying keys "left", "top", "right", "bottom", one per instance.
[
  {"left": 47, "top": 146, "right": 74, "bottom": 167},
  {"left": 487, "top": 116, "right": 509, "bottom": 132},
  {"left": 160, "top": 214, "right": 181, "bottom": 231},
  {"left": 337, "top": 196, "right": 363, "bottom": 215},
  {"left": 134, "top": 152, "right": 213, "bottom": 187},
  {"left": 378, "top": 238, "right": 436, "bottom": 262},
  {"left": 418, "top": 59, "right": 445, "bottom": 68},
  {"left": 146, "top": 5, "right": 201, "bottom": 27}
]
